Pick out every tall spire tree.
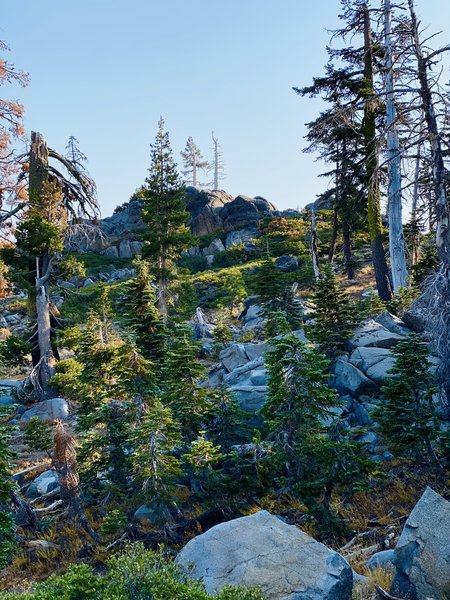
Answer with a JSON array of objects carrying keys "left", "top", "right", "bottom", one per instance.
[
  {"left": 143, "top": 118, "right": 192, "bottom": 320},
  {"left": 384, "top": 0, "right": 408, "bottom": 291},
  {"left": 180, "top": 136, "right": 209, "bottom": 187},
  {"left": 210, "top": 131, "right": 225, "bottom": 190}
]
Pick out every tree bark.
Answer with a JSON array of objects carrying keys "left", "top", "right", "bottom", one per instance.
[
  {"left": 311, "top": 207, "right": 320, "bottom": 279},
  {"left": 328, "top": 206, "right": 339, "bottom": 264},
  {"left": 342, "top": 221, "right": 355, "bottom": 279},
  {"left": 362, "top": 4, "right": 393, "bottom": 301},
  {"left": 384, "top": 0, "right": 408, "bottom": 290}
]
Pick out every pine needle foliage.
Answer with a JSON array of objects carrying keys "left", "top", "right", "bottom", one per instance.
[
  {"left": 309, "top": 264, "right": 361, "bottom": 356},
  {"left": 373, "top": 334, "right": 440, "bottom": 460},
  {"left": 0, "top": 408, "right": 15, "bottom": 568}
]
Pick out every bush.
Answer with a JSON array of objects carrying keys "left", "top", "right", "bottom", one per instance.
[
  {"left": 2, "top": 544, "right": 266, "bottom": 599},
  {"left": 0, "top": 335, "right": 31, "bottom": 366}
]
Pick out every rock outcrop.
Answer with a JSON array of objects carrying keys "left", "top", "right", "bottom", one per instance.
[
  {"left": 176, "top": 510, "right": 353, "bottom": 600},
  {"left": 391, "top": 487, "right": 450, "bottom": 600}
]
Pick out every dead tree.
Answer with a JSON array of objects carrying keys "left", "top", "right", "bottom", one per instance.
[
  {"left": 210, "top": 132, "right": 225, "bottom": 189},
  {"left": 311, "top": 206, "right": 321, "bottom": 279},
  {"left": 384, "top": 0, "right": 408, "bottom": 291},
  {"left": 53, "top": 420, "right": 100, "bottom": 542}
]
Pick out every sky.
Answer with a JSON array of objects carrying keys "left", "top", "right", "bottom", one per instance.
[{"left": 1, "top": 0, "right": 450, "bottom": 217}]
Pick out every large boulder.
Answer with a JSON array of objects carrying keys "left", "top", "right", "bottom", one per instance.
[
  {"left": 118, "top": 239, "right": 132, "bottom": 258},
  {"left": 219, "top": 342, "right": 269, "bottom": 373},
  {"left": 176, "top": 510, "right": 353, "bottom": 600},
  {"left": 229, "top": 385, "right": 267, "bottom": 412},
  {"left": 25, "top": 469, "right": 59, "bottom": 499},
  {"left": 225, "top": 227, "right": 260, "bottom": 249},
  {"left": 202, "top": 238, "right": 226, "bottom": 256},
  {"left": 275, "top": 255, "right": 299, "bottom": 273},
  {"left": 185, "top": 187, "right": 234, "bottom": 236},
  {"left": 374, "top": 312, "right": 412, "bottom": 337},
  {"left": 348, "top": 319, "right": 405, "bottom": 350},
  {"left": 330, "top": 357, "right": 379, "bottom": 397},
  {"left": 391, "top": 487, "right": 450, "bottom": 600},
  {"left": 21, "top": 398, "right": 69, "bottom": 422},
  {"left": 223, "top": 356, "right": 265, "bottom": 386}
]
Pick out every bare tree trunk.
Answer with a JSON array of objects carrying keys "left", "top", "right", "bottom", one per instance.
[
  {"left": 411, "top": 144, "right": 422, "bottom": 266},
  {"left": 35, "top": 257, "right": 56, "bottom": 398},
  {"left": 408, "top": 0, "right": 450, "bottom": 263},
  {"left": 385, "top": 0, "right": 408, "bottom": 291},
  {"left": 362, "top": 4, "right": 393, "bottom": 301},
  {"left": 342, "top": 221, "right": 355, "bottom": 279},
  {"left": 328, "top": 206, "right": 339, "bottom": 264},
  {"left": 311, "top": 207, "right": 320, "bottom": 279}
]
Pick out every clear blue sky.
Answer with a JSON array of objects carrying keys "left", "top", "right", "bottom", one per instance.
[{"left": 2, "top": 0, "right": 449, "bottom": 216}]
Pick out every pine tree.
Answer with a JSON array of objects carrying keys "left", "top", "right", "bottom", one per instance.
[
  {"left": 0, "top": 408, "right": 15, "bottom": 567},
  {"left": 161, "top": 324, "right": 212, "bottom": 441},
  {"left": 373, "top": 334, "right": 440, "bottom": 460},
  {"left": 262, "top": 335, "right": 372, "bottom": 514},
  {"left": 122, "top": 257, "right": 166, "bottom": 363},
  {"left": 310, "top": 265, "right": 361, "bottom": 357},
  {"left": 142, "top": 118, "right": 192, "bottom": 319},
  {"left": 180, "top": 136, "right": 209, "bottom": 187}
]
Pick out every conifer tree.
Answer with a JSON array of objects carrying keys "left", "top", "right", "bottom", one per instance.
[
  {"left": 373, "top": 334, "right": 440, "bottom": 460},
  {"left": 142, "top": 118, "right": 192, "bottom": 319},
  {"left": 180, "top": 136, "right": 209, "bottom": 187},
  {"left": 0, "top": 409, "right": 15, "bottom": 568},
  {"left": 262, "top": 335, "right": 372, "bottom": 514},
  {"left": 310, "top": 265, "right": 361, "bottom": 357},
  {"left": 122, "top": 257, "right": 165, "bottom": 363},
  {"left": 161, "top": 324, "right": 212, "bottom": 441}
]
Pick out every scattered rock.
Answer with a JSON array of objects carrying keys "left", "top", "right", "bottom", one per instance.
[
  {"left": 130, "top": 241, "right": 144, "bottom": 255},
  {"left": 202, "top": 238, "right": 226, "bottom": 255},
  {"left": 367, "top": 550, "right": 395, "bottom": 571},
  {"left": 275, "top": 255, "right": 299, "bottom": 273},
  {"left": 118, "top": 239, "right": 132, "bottom": 258},
  {"left": 219, "top": 342, "right": 269, "bottom": 373},
  {"left": 176, "top": 510, "right": 353, "bottom": 600},
  {"left": 229, "top": 385, "right": 268, "bottom": 412},
  {"left": 21, "top": 398, "right": 69, "bottom": 422},
  {"left": 348, "top": 319, "right": 405, "bottom": 350},
  {"left": 0, "top": 395, "right": 15, "bottom": 407},
  {"left": 83, "top": 278, "right": 95, "bottom": 287},
  {"left": 101, "top": 245, "right": 119, "bottom": 259},
  {"left": 330, "top": 357, "right": 379, "bottom": 397},
  {"left": 374, "top": 312, "right": 412, "bottom": 337},
  {"left": 391, "top": 487, "right": 450, "bottom": 600},
  {"left": 133, "top": 502, "right": 174, "bottom": 527},
  {"left": 25, "top": 470, "right": 60, "bottom": 499},
  {"left": 224, "top": 227, "right": 260, "bottom": 249}
]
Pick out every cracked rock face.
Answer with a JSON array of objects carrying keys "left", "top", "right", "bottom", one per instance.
[
  {"left": 391, "top": 487, "right": 450, "bottom": 600},
  {"left": 175, "top": 510, "right": 353, "bottom": 600}
]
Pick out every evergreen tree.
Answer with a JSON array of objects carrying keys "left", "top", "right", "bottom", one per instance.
[
  {"left": 310, "top": 265, "right": 361, "bottom": 357},
  {"left": 0, "top": 408, "right": 15, "bottom": 568},
  {"left": 373, "top": 334, "right": 440, "bottom": 460},
  {"left": 161, "top": 324, "right": 212, "bottom": 441},
  {"left": 180, "top": 136, "right": 209, "bottom": 187},
  {"left": 122, "top": 257, "right": 165, "bottom": 363},
  {"left": 132, "top": 398, "right": 182, "bottom": 509},
  {"left": 262, "top": 334, "right": 372, "bottom": 515},
  {"left": 255, "top": 258, "right": 302, "bottom": 334},
  {"left": 142, "top": 118, "right": 192, "bottom": 319}
]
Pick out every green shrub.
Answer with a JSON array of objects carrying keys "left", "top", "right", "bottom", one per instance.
[
  {"left": 0, "top": 335, "right": 31, "bottom": 366},
  {"left": 2, "top": 545, "right": 266, "bottom": 599},
  {"left": 23, "top": 417, "right": 53, "bottom": 456}
]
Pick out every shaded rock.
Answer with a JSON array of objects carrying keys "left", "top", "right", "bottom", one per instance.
[
  {"left": 348, "top": 319, "right": 405, "bottom": 350},
  {"left": 356, "top": 431, "right": 379, "bottom": 452},
  {"left": 222, "top": 356, "right": 265, "bottom": 386},
  {"left": 130, "top": 241, "right": 144, "bottom": 255},
  {"left": 244, "top": 304, "right": 263, "bottom": 324},
  {"left": 225, "top": 227, "right": 260, "bottom": 249},
  {"left": 176, "top": 510, "right": 353, "bottom": 600},
  {"left": 220, "top": 344, "right": 249, "bottom": 372},
  {"left": 391, "top": 487, "right": 450, "bottom": 600},
  {"left": 118, "top": 239, "right": 132, "bottom": 258},
  {"left": 0, "top": 395, "right": 15, "bottom": 407},
  {"left": 402, "top": 307, "right": 427, "bottom": 333},
  {"left": 133, "top": 503, "right": 174, "bottom": 527},
  {"left": 21, "top": 398, "right": 69, "bottom": 422},
  {"left": 367, "top": 549, "right": 395, "bottom": 571},
  {"left": 0, "top": 380, "right": 21, "bottom": 388},
  {"left": 365, "top": 357, "right": 396, "bottom": 384},
  {"left": 349, "top": 347, "right": 393, "bottom": 372},
  {"left": 83, "top": 278, "right": 95, "bottom": 287},
  {"left": 374, "top": 312, "right": 412, "bottom": 337},
  {"left": 229, "top": 385, "right": 267, "bottom": 412},
  {"left": 101, "top": 245, "right": 119, "bottom": 259},
  {"left": 59, "top": 280, "right": 76, "bottom": 289},
  {"left": 243, "top": 295, "right": 260, "bottom": 308},
  {"left": 275, "top": 255, "right": 299, "bottom": 273},
  {"left": 330, "top": 357, "right": 379, "bottom": 397},
  {"left": 25, "top": 470, "right": 59, "bottom": 499},
  {"left": 185, "top": 187, "right": 234, "bottom": 236},
  {"left": 202, "top": 238, "right": 226, "bottom": 255}
]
